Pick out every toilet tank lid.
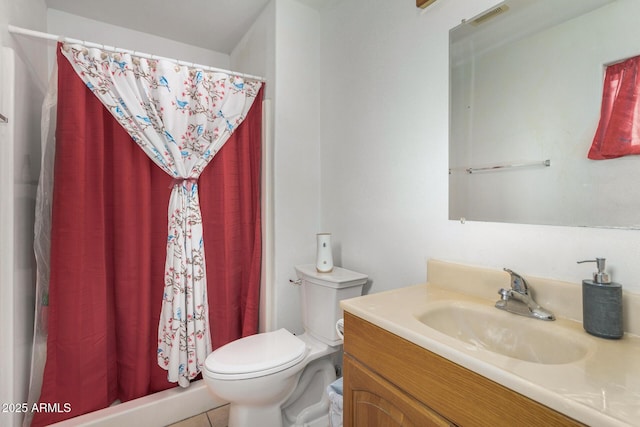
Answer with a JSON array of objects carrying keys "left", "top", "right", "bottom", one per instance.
[
  {"left": 205, "top": 329, "right": 306, "bottom": 376},
  {"left": 295, "top": 264, "right": 368, "bottom": 287}
]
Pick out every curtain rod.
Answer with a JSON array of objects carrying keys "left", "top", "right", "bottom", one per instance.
[{"left": 8, "top": 25, "right": 266, "bottom": 83}]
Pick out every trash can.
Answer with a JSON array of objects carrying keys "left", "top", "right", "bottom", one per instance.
[{"left": 326, "top": 377, "right": 343, "bottom": 427}]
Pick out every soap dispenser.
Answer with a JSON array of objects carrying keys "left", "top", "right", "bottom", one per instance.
[{"left": 577, "top": 258, "right": 623, "bottom": 339}]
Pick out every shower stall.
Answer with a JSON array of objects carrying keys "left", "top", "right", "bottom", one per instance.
[
  {"left": 0, "top": 44, "right": 227, "bottom": 427},
  {"left": 0, "top": 0, "right": 281, "bottom": 422},
  {"left": 0, "top": 46, "right": 40, "bottom": 427}
]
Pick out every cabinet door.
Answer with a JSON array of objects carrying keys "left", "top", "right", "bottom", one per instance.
[{"left": 344, "top": 355, "right": 454, "bottom": 427}]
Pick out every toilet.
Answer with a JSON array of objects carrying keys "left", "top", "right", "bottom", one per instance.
[{"left": 203, "top": 264, "right": 367, "bottom": 427}]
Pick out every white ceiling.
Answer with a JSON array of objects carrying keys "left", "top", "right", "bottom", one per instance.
[
  {"left": 450, "top": 0, "right": 615, "bottom": 64},
  {"left": 45, "top": 0, "right": 272, "bottom": 54}
]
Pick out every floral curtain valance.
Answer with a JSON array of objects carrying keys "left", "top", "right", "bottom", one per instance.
[{"left": 61, "top": 42, "right": 262, "bottom": 387}]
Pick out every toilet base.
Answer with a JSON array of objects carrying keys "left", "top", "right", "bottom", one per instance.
[
  {"left": 283, "top": 358, "right": 337, "bottom": 427},
  {"left": 288, "top": 414, "right": 329, "bottom": 427},
  {"left": 228, "top": 404, "right": 284, "bottom": 427},
  {"left": 224, "top": 357, "right": 338, "bottom": 427}
]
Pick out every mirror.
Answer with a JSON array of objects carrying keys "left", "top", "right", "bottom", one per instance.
[{"left": 449, "top": 0, "right": 640, "bottom": 228}]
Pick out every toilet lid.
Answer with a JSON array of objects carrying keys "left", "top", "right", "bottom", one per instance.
[{"left": 205, "top": 329, "right": 307, "bottom": 379}]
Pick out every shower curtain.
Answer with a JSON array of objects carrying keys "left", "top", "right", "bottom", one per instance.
[
  {"left": 589, "top": 54, "right": 640, "bottom": 159},
  {"left": 30, "top": 46, "right": 263, "bottom": 426}
]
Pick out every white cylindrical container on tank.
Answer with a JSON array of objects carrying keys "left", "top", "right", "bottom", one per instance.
[{"left": 315, "top": 233, "right": 334, "bottom": 273}]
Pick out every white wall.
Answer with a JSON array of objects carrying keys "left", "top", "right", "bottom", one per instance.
[
  {"left": 231, "top": 0, "right": 323, "bottom": 335},
  {"left": 231, "top": 1, "right": 277, "bottom": 333},
  {"left": 47, "top": 9, "right": 230, "bottom": 68},
  {"left": 318, "top": 0, "right": 640, "bottom": 296},
  {"left": 271, "top": 0, "right": 321, "bottom": 333}
]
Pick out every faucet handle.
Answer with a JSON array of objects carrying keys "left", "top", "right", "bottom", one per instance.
[
  {"left": 503, "top": 268, "right": 529, "bottom": 294},
  {"left": 498, "top": 288, "right": 511, "bottom": 300}
]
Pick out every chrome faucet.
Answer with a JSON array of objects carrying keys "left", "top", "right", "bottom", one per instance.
[{"left": 495, "top": 268, "right": 555, "bottom": 321}]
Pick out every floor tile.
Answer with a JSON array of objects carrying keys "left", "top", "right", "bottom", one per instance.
[
  {"left": 207, "top": 404, "right": 230, "bottom": 427},
  {"left": 167, "top": 412, "right": 212, "bottom": 427}
]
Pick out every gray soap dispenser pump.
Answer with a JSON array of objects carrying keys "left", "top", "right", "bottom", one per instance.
[{"left": 577, "top": 258, "right": 623, "bottom": 339}]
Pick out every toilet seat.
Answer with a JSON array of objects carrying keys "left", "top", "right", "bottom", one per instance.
[{"left": 205, "top": 329, "right": 307, "bottom": 380}]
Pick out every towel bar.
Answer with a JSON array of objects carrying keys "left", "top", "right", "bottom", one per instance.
[{"left": 449, "top": 159, "right": 551, "bottom": 174}]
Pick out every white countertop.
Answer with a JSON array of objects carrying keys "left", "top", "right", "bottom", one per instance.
[{"left": 341, "top": 260, "right": 640, "bottom": 426}]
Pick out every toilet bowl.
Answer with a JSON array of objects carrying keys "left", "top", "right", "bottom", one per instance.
[{"left": 203, "top": 264, "right": 367, "bottom": 427}]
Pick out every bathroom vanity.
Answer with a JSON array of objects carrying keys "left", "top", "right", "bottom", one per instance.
[
  {"left": 341, "top": 260, "right": 640, "bottom": 426},
  {"left": 343, "top": 312, "right": 580, "bottom": 426}
]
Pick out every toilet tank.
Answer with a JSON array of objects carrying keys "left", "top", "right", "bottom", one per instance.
[{"left": 295, "top": 264, "right": 368, "bottom": 346}]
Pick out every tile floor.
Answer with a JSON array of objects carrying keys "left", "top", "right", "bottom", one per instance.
[{"left": 167, "top": 404, "right": 229, "bottom": 427}]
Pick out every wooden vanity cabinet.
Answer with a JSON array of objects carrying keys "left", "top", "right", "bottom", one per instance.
[
  {"left": 344, "top": 355, "right": 453, "bottom": 426},
  {"left": 343, "top": 312, "right": 584, "bottom": 427}
]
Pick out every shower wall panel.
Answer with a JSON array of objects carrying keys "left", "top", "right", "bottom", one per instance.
[{"left": 0, "top": 46, "right": 39, "bottom": 427}]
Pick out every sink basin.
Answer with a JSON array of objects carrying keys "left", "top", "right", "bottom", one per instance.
[{"left": 416, "top": 301, "right": 590, "bottom": 364}]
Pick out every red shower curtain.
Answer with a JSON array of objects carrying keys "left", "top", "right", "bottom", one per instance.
[
  {"left": 589, "top": 55, "right": 640, "bottom": 159},
  {"left": 32, "top": 50, "right": 263, "bottom": 426}
]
